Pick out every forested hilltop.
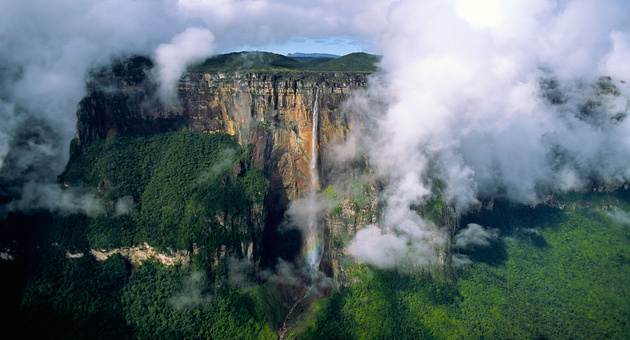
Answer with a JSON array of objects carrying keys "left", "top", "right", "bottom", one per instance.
[
  {"left": 1, "top": 52, "right": 629, "bottom": 339},
  {"left": 188, "top": 51, "right": 381, "bottom": 73}
]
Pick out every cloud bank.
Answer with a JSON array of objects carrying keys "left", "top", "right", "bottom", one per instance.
[{"left": 347, "top": 0, "right": 630, "bottom": 268}]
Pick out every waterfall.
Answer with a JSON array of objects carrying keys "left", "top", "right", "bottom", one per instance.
[
  {"left": 305, "top": 90, "right": 323, "bottom": 270},
  {"left": 310, "top": 90, "right": 319, "bottom": 191},
  {"left": 279, "top": 90, "right": 324, "bottom": 339}
]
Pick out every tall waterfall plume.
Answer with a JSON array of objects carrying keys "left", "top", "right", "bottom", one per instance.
[
  {"left": 310, "top": 90, "right": 320, "bottom": 192},
  {"left": 305, "top": 90, "right": 323, "bottom": 270}
]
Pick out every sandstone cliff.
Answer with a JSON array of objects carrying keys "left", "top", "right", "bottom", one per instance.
[
  {"left": 74, "top": 57, "right": 377, "bottom": 278},
  {"left": 179, "top": 71, "right": 368, "bottom": 201},
  {"left": 77, "top": 61, "right": 368, "bottom": 202}
]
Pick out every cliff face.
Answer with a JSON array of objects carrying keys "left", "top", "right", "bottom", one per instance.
[
  {"left": 179, "top": 71, "right": 367, "bottom": 201},
  {"left": 75, "top": 62, "right": 375, "bottom": 277},
  {"left": 77, "top": 69, "right": 368, "bottom": 202}
]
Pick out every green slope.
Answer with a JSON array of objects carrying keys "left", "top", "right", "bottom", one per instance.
[
  {"left": 189, "top": 51, "right": 380, "bottom": 73},
  {"left": 3, "top": 130, "right": 276, "bottom": 339},
  {"left": 313, "top": 52, "right": 381, "bottom": 72},
  {"left": 3, "top": 128, "right": 629, "bottom": 339},
  {"left": 302, "top": 192, "right": 630, "bottom": 339},
  {"left": 59, "top": 129, "right": 269, "bottom": 252}
]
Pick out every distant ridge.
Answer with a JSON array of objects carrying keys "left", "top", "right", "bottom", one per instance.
[
  {"left": 287, "top": 53, "right": 340, "bottom": 59},
  {"left": 189, "top": 51, "right": 380, "bottom": 73},
  {"left": 312, "top": 52, "right": 381, "bottom": 72}
]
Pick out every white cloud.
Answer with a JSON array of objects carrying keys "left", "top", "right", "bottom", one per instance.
[
  {"left": 348, "top": 225, "right": 411, "bottom": 268},
  {"left": 346, "top": 0, "right": 630, "bottom": 268},
  {"left": 114, "top": 196, "right": 135, "bottom": 216},
  {"left": 606, "top": 207, "right": 630, "bottom": 225},
  {"left": 8, "top": 182, "right": 104, "bottom": 217},
  {"left": 453, "top": 223, "right": 500, "bottom": 249},
  {"left": 170, "top": 271, "right": 211, "bottom": 310},
  {"left": 348, "top": 223, "right": 445, "bottom": 269},
  {"left": 153, "top": 27, "right": 216, "bottom": 106}
]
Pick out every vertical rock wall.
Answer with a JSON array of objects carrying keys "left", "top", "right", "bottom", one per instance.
[
  {"left": 75, "top": 68, "right": 375, "bottom": 277},
  {"left": 179, "top": 72, "right": 368, "bottom": 201},
  {"left": 77, "top": 70, "right": 369, "bottom": 200}
]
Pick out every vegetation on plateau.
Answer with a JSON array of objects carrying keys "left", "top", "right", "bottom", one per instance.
[
  {"left": 60, "top": 129, "right": 268, "bottom": 253},
  {"left": 188, "top": 51, "right": 381, "bottom": 73}
]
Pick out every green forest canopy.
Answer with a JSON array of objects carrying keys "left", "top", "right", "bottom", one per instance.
[
  {"left": 1, "top": 129, "right": 630, "bottom": 339},
  {"left": 188, "top": 51, "right": 381, "bottom": 73}
]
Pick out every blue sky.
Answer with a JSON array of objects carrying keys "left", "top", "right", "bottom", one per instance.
[{"left": 223, "top": 37, "right": 375, "bottom": 56}]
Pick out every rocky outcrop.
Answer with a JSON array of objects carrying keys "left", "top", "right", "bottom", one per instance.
[
  {"left": 89, "top": 243, "right": 190, "bottom": 267},
  {"left": 75, "top": 57, "right": 182, "bottom": 146},
  {"left": 61, "top": 243, "right": 190, "bottom": 266},
  {"left": 87, "top": 243, "right": 190, "bottom": 266},
  {"left": 320, "top": 173, "right": 382, "bottom": 283}
]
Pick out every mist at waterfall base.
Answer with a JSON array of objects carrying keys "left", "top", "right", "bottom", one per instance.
[
  {"left": 346, "top": 0, "right": 630, "bottom": 269},
  {"left": 284, "top": 193, "right": 331, "bottom": 270}
]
